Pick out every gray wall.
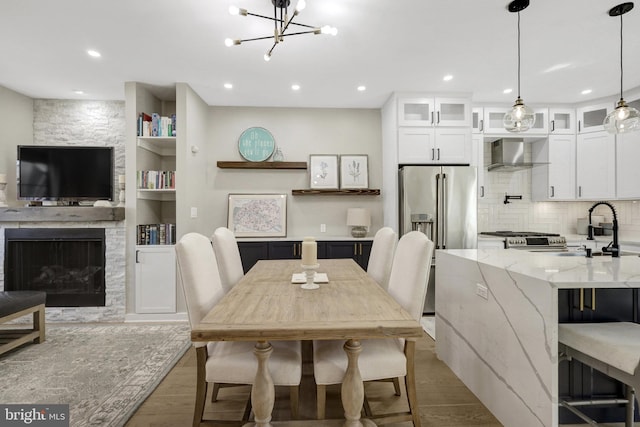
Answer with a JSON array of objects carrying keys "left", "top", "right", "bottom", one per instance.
[
  {"left": 0, "top": 86, "right": 34, "bottom": 204},
  {"left": 200, "top": 106, "right": 383, "bottom": 238}
]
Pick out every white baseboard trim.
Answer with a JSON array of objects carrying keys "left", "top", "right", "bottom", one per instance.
[{"left": 124, "top": 312, "right": 189, "bottom": 323}]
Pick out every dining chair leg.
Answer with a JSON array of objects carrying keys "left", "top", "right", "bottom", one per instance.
[
  {"left": 194, "top": 346, "right": 209, "bottom": 427},
  {"left": 316, "top": 384, "right": 327, "bottom": 419},
  {"left": 363, "top": 395, "right": 373, "bottom": 417},
  {"left": 289, "top": 385, "right": 299, "bottom": 419},
  {"left": 405, "top": 340, "right": 421, "bottom": 427},
  {"left": 392, "top": 377, "right": 402, "bottom": 396},
  {"left": 211, "top": 383, "right": 221, "bottom": 402}
]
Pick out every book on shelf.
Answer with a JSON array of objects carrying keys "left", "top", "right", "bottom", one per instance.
[
  {"left": 137, "top": 112, "right": 176, "bottom": 137},
  {"left": 137, "top": 223, "right": 176, "bottom": 245},
  {"left": 136, "top": 170, "right": 176, "bottom": 189}
]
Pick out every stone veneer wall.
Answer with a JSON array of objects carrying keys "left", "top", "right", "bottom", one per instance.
[
  {"left": 0, "top": 100, "right": 127, "bottom": 322},
  {"left": 478, "top": 141, "right": 640, "bottom": 237}
]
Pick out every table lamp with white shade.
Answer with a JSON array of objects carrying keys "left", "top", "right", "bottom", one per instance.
[{"left": 346, "top": 208, "right": 370, "bottom": 238}]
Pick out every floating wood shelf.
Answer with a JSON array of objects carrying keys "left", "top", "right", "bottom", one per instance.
[
  {"left": 291, "top": 189, "right": 381, "bottom": 196},
  {"left": 217, "top": 161, "right": 307, "bottom": 169}
]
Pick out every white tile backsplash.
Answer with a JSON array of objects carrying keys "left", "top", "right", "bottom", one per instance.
[{"left": 478, "top": 141, "right": 640, "bottom": 238}]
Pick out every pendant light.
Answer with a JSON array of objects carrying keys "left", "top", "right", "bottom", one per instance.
[
  {"left": 603, "top": 2, "right": 640, "bottom": 134},
  {"left": 503, "top": 0, "right": 535, "bottom": 132}
]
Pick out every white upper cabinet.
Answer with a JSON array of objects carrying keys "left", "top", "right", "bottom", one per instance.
[
  {"left": 481, "top": 106, "right": 547, "bottom": 135},
  {"left": 472, "top": 107, "right": 484, "bottom": 134},
  {"left": 397, "top": 127, "right": 470, "bottom": 164},
  {"left": 576, "top": 131, "right": 616, "bottom": 199},
  {"left": 615, "top": 97, "right": 640, "bottom": 198},
  {"left": 549, "top": 108, "right": 575, "bottom": 134},
  {"left": 576, "top": 102, "right": 612, "bottom": 134},
  {"left": 398, "top": 96, "right": 470, "bottom": 127},
  {"left": 531, "top": 135, "right": 576, "bottom": 201}
]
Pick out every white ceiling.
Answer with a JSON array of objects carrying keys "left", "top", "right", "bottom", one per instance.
[{"left": 1, "top": 0, "right": 639, "bottom": 109}]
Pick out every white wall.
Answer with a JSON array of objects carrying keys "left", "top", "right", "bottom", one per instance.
[{"left": 200, "top": 106, "right": 383, "bottom": 238}]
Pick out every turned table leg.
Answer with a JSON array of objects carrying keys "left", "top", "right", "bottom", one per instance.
[
  {"left": 252, "top": 341, "right": 275, "bottom": 427},
  {"left": 342, "top": 339, "right": 365, "bottom": 427}
]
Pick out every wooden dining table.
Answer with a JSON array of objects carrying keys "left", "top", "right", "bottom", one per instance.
[{"left": 191, "top": 258, "right": 423, "bottom": 427}]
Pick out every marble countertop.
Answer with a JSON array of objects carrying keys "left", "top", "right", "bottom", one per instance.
[{"left": 439, "top": 248, "right": 640, "bottom": 289}]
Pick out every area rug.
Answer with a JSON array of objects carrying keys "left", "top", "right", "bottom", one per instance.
[{"left": 0, "top": 323, "right": 190, "bottom": 427}]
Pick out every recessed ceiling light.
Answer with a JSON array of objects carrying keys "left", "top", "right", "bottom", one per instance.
[
  {"left": 443, "top": 75, "right": 453, "bottom": 82},
  {"left": 291, "top": 84, "right": 300, "bottom": 91},
  {"left": 503, "top": 88, "right": 513, "bottom": 94},
  {"left": 73, "top": 90, "right": 85, "bottom": 95},
  {"left": 87, "top": 50, "right": 101, "bottom": 58},
  {"left": 581, "top": 89, "right": 592, "bottom": 95},
  {"left": 357, "top": 85, "right": 366, "bottom": 92},
  {"left": 224, "top": 83, "right": 233, "bottom": 89}
]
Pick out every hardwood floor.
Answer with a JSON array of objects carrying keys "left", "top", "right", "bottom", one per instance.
[{"left": 126, "top": 335, "right": 503, "bottom": 427}]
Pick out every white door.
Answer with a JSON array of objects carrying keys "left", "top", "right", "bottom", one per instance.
[
  {"left": 547, "top": 135, "right": 576, "bottom": 199},
  {"left": 576, "top": 131, "right": 615, "bottom": 199},
  {"left": 135, "top": 246, "right": 176, "bottom": 313},
  {"left": 549, "top": 108, "right": 576, "bottom": 134},
  {"left": 436, "top": 128, "right": 471, "bottom": 164},
  {"left": 398, "top": 127, "right": 436, "bottom": 164},
  {"left": 435, "top": 97, "right": 471, "bottom": 127},
  {"left": 577, "top": 103, "right": 612, "bottom": 134},
  {"left": 616, "top": 130, "right": 640, "bottom": 198},
  {"left": 397, "top": 98, "right": 436, "bottom": 126}
]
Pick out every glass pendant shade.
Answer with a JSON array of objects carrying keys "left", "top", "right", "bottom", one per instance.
[
  {"left": 503, "top": 97, "right": 536, "bottom": 132},
  {"left": 604, "top": 99, "right": 640, "bottom": 133}
]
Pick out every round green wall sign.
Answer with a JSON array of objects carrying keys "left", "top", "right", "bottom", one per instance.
[{"left": 238, "top": 127, "right": 276, "bottom": 162}]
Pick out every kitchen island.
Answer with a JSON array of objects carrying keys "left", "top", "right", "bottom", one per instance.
[{"left": 435, "top": 249, "right": 640, "bottom": 427}]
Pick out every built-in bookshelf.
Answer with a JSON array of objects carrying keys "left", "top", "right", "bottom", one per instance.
[{"left": 135, "top": 136, "right": 177, "bottom": 241}]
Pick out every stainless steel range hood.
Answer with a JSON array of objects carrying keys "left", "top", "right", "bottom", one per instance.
[{"left": 487, "top": 138, "right": 546, "bottom": 171}]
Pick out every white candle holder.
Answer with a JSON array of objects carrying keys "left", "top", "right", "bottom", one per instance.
[{"left": 300, "top": 263, "right": 320, "bottom": 290}]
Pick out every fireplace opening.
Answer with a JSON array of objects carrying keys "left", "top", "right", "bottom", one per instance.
[{"left": 4, "top": 228, "right": 106, "bottom": 307}]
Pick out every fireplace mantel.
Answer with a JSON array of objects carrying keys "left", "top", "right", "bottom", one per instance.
[{"left": 0, "top": 207, "right": 124, "bottom": 222}]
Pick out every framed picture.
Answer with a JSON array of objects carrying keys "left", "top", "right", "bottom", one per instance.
[
  {"left": 309, "top": 155, "right": 339, "bottom": 189},
  {"left": 227, "top": 194, "right": 287, "bottom": 237},
  {"left": 340, "top": 155, "right": 369, "bottom": 189}
]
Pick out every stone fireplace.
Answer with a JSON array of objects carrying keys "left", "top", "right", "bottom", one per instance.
[
  {"left": 4, "top": 228, "right": 106, "bottom": 307},
  {"left": 0, "top": 206, "right": 125, "bottom": 322}
]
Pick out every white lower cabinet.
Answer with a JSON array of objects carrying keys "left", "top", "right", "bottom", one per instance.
[
  {"left": 576, "top": 131, "right": 615, "bottom": 200},
  {"left": 135, "top": 246, "right": 176, "bottom": 313},
  {"left": 532, "top": 135, "right": 576, "bottom": 201},
  {"left": 616, "top": 130, "right": 640, "bottom": 199}
]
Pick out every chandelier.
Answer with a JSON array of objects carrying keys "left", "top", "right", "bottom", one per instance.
[{"left": 225, "top": 0, "right": 338, "bottom": 61}]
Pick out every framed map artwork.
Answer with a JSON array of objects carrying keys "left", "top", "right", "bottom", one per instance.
[{"left": 227, "top": 193, "right": 287, "bottom": 237}]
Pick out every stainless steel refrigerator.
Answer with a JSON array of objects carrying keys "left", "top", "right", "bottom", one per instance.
[{"left": 398, "top": 166, "right": 477, "bottom": 314}]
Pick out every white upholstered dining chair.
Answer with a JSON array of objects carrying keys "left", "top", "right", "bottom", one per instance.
[
  {"left": 211, "top": 226, "right": 245, "bottom": 294},
  {"left": 366, "top": 226, "right": 398, "bottom": 290},
  {"left": 176, "top": 232, "right": 302, "bottom": 426},
  {"left": 313, "top": 230, "right": 434, "bottom": 426}
]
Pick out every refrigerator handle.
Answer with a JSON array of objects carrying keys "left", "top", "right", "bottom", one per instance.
[
  {"left": 441, "top": 172, "right": 447, "bottom": 249},
  {"left": 435, "top": 173, "right": 441, "bottom": 249}
]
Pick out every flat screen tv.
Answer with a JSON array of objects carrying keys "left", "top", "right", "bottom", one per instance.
[{"left": 17, "top": 145, "right": 114, "bottom": 202}]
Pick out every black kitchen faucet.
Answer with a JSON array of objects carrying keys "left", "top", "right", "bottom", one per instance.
[{"left": 587, "top": 201, "right": 619, "bottom": 257}]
